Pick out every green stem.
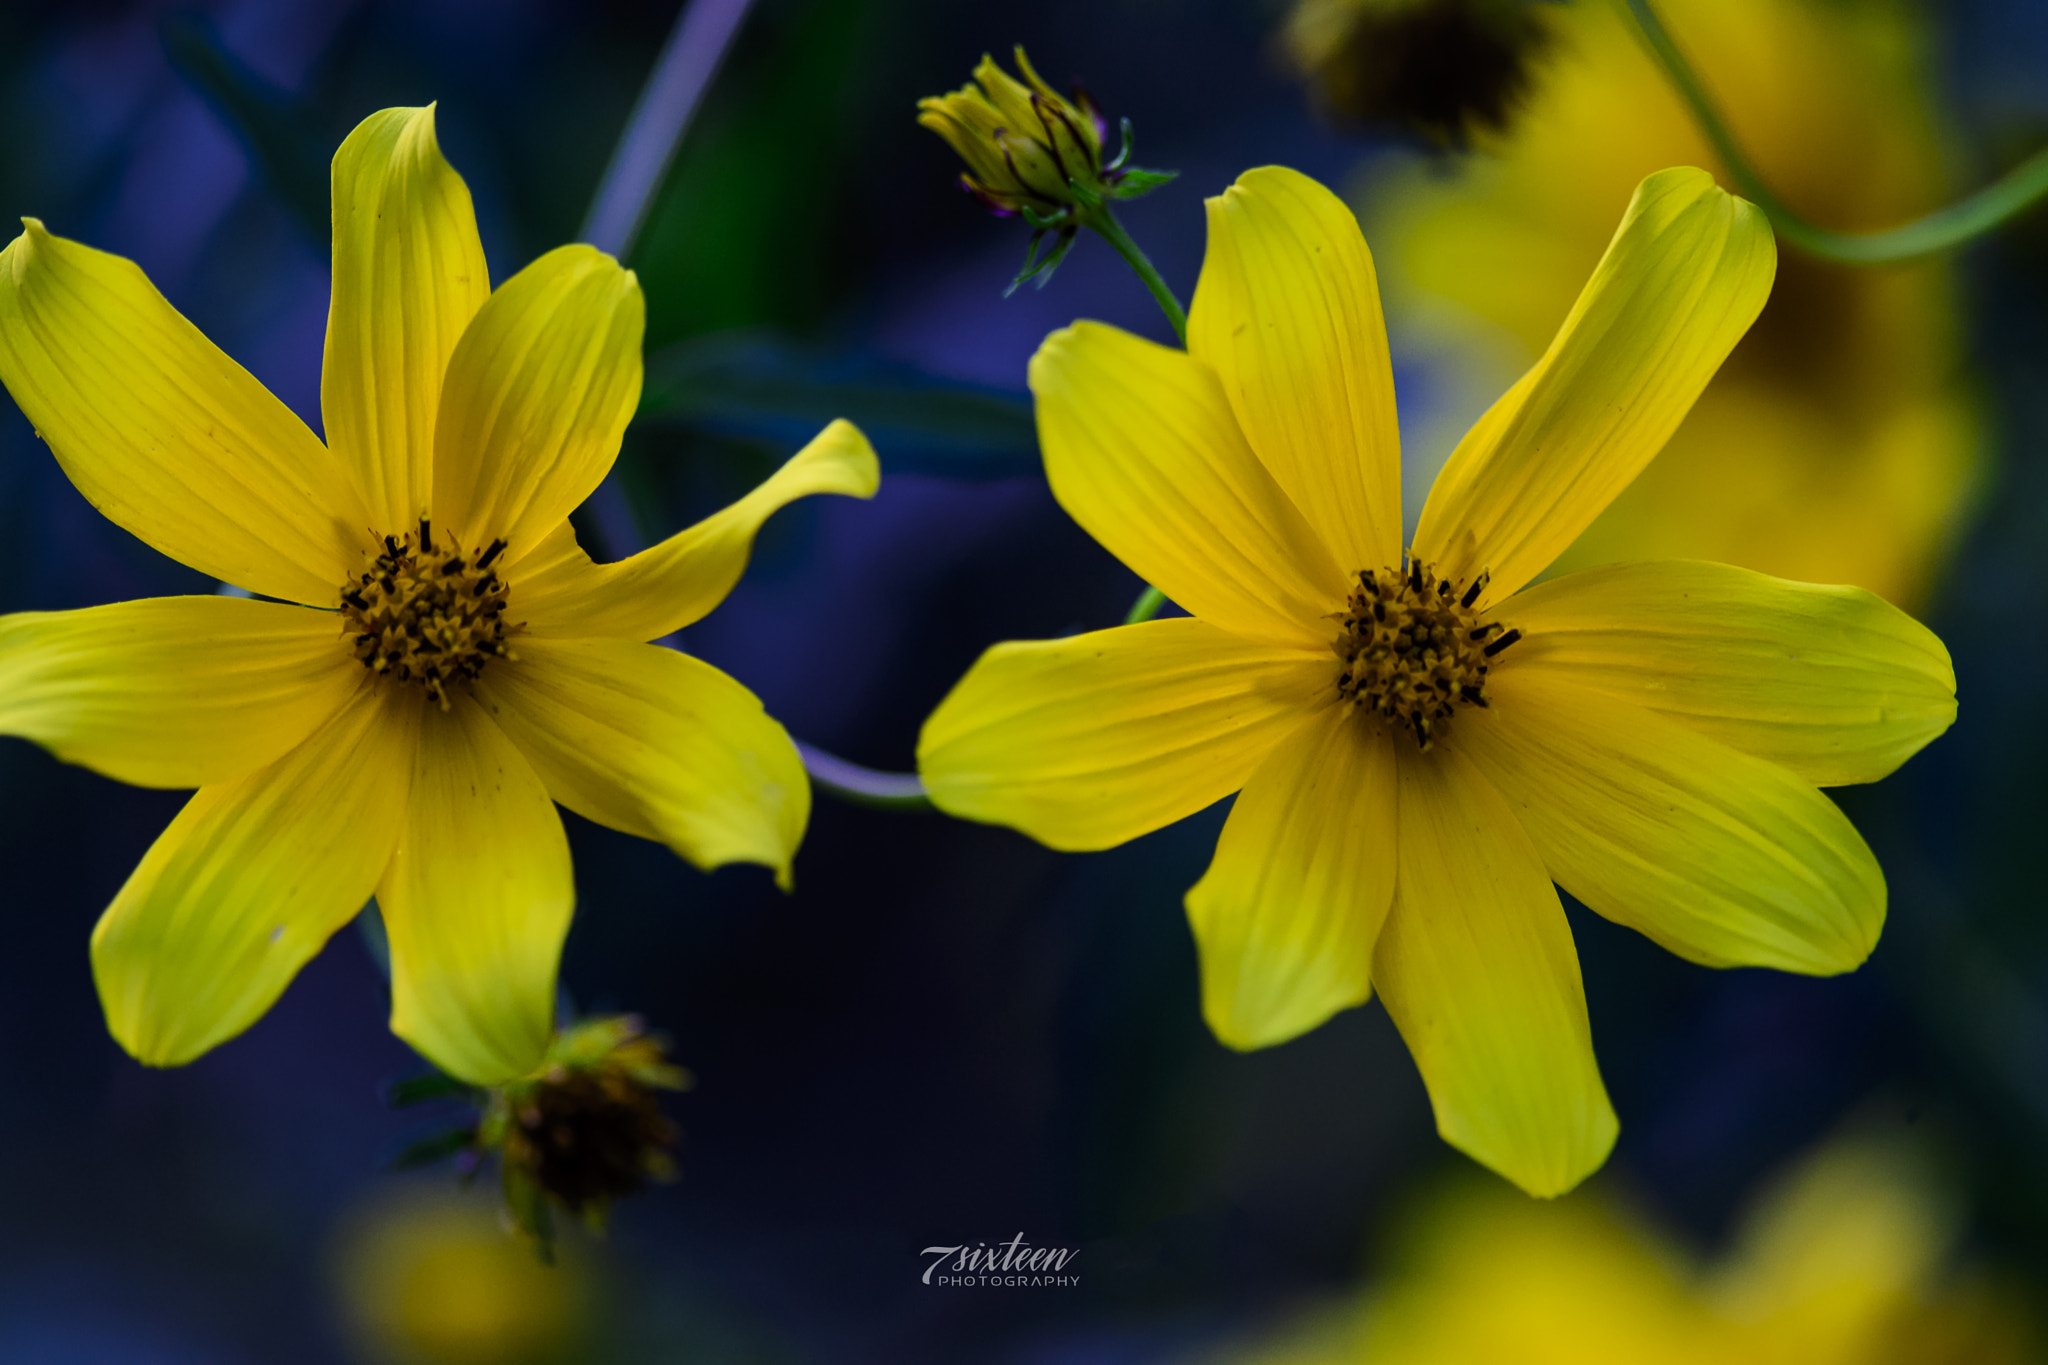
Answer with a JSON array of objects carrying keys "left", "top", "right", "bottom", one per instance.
[
  {"left": 1084, "top": 201, "right": 1183, "bottom": 629},
  {"left": 1124, "top": 584, "right": 1167, "bottom": 624},
  {"left": 1621, "top": 0, "right": 2048, "bottom": 264},
  {"left": 1085, "top": 204, "right": 1188, "bottom": 341}
]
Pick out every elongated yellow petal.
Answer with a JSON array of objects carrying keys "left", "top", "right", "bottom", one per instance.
[
  {"left": 0, "top": 596, "right": 363, "bottom": 788},
  {"left": 1031, "top": 322, "right": 1350, "bottom": 649},
  {"left": 477, "top": 638, "right": 807, "bottom": 890},
  {"left": 91, "top": 680, "right": 420, "bottom": 1067},
  {"left": 1506, "top": 560, "right": 1956, "bottom": 786},
  {"left": 433, "top": 245, "right": 644, "bottom": 560},
  {"left": 0, "top": 222, "right": 366, "bottom": 603},
  {"left": 379, "top": 699, "right": 573, "bottom": 1085},
  {"left": 1462, "top": 665, "right": 1885, "bottom": 974},
  {"left": 1373, "top": 743, "right": 1617, "bottom": 1198},
  {"left": 1187, "top": 706, "right": 1395, "bottom": 1049},
  {"left": 325, "top": 105, "right": 491, "bottom": 535},
  {"left": 919, "top": 616, "right": 1331, "bottom": 851},
  {"left": 1413, "top": 168, "right": 1775, "bottom": 604},
  {"left": 515, "top": 419, "right": 878, "bottom": 640},
  {"left": 1189, "top": 166, "right": 1403, "bottom": 574}
]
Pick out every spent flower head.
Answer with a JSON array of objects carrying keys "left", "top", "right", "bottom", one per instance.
[
  {"left": 917, "top": 47, "right": 1176, "bottom": 290},
  {"left": 1286, "top": 0, "right": 1554, "bottom": 146},
  {"left": 478, "top": 1016, "right": 690, "bottom": 1254}
]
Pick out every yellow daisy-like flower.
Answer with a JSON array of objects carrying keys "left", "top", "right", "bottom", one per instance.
[
  {"left": 917, "top": 165, "right": 1955, "bottom": 1196},
  {"left": 0, "top": 106, "right": 878, "bottom": 1085}
]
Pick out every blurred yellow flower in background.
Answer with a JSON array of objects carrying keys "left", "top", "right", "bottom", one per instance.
[
  {"left": 1214, "top": 1133, "right": 2038, "bottom": 1365},
  {"left": 331, "top": 1184, "right": 586, "bottom": 1365},
  {"left": 1358, "top": 0, "right": 1979, "bottom": 610}
]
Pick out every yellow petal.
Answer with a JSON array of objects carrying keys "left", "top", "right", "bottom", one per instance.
[
  {"left": 379, "top": 699, "right": 573, "bottom": 1085},
  {"left": 1460, "top": 665, "right": 1886, "bottom": 975},
  {"left": 1505, "top": 559, "right": 1956, "bottom": 786},
  {"left": 1030, "top": 322, "right": 1350, "bottom": 648},
  {"left": 324, "top": 105, "right": 491, "bottom": 535},
  {"left": 1413, "top": 168, "right": 1776, "bottom": 604},
  {"left": 1372, "top": 742, "right": 1618, "bottom": 1198},
  {"left": 0, "top": 596, "right": 364, "bottom": 788},
  {"left": 432, "top": 245, "right": 644, "bottom": 560},
  {"left": 1189, "top": 165, "right": 1404, "bottom": 574},
  {"left": 515, "top": 419, "right": 879, "bottom": 640},
  {"left": 1187, "top": 706, "right": 1395, "bottom": 1050},
  {"left": 918, "top": 616, "right": 1330, "bottom": 852},
  {"left": 477, "top": 638, "right": 807, "bottom": 890},
  {"left": 0, "top": 221, "right": 366, "bottom": 603},
  {"left": 91, "top": 679, "right": 420, "bottom": 1067}
]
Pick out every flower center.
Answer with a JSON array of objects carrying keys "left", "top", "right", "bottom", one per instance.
[
  {"left": 339, "top": 518, "right": 520, "bottom": 710},
  {"left": 1333, "top": 558, "right": 1520, "bottom": 749}
]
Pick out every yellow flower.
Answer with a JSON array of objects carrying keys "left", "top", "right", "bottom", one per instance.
[
  {"left": 1366, "top": 0, "right": 1977, "bottom": 610},
  {"left": 917, "top": 48, "right": 1110, "bottom": 216},
  {"left": 331, "top": 1182, "right": 587, "bottom": 1365},
  {"left": 917, "top": 165, "right": 1956, "bottom": 1196},
  {"left": 1217, "top": 1134, "right": 2039, "bottom": 1364},
  {"left": 0, "top": 106, "right": 878, "bottom": 1085}
]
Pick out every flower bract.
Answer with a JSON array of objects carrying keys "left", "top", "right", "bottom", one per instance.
[
  {"left": 916, "top": 164, "right": 1956, "bottom": 1196},
  {"left": 0, "top": 105, "right": 879, "bottom": 1086}
]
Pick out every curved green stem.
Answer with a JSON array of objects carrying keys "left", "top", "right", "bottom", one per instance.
[
  {"left": 1082, "top": 203, "right": 1184, "bottom": 628},
  {"left": 1084, "top": 203, "right": 1188, "bottom": 341},
  {"left": 1621, "top": 0, "right": 2048, "bottom": 264},
  {"left": 1123, "top": 584, "right": 1167, "bottom": 624}
]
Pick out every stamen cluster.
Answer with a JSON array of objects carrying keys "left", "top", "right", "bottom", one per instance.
[
  {"left": 1334, "top": 559, "right": 1521, "bottom": 749},
  {"left": 339, "top": 518, "right": 517, "bottom": 710}
]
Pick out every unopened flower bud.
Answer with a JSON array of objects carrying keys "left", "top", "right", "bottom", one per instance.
[{"left": 917, "top": 47, "right": 1177, "bottom": 290}]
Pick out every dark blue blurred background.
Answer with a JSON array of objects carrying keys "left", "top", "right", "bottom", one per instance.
[{"left": 0, "top": 0, "right": 2045, "bottom": 1359}]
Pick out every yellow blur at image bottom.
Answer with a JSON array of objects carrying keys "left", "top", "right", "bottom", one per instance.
[
  {"left": 1211, "top": 1133, "right": 2038, "bottom": 1365},
  {"left": 329, "top": 1184, "right": 588, "bottom": 1365}
]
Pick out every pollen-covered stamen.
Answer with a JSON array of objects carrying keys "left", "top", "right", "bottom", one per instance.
[
  {"left": 1333, "top": 560, "right": 1519, "bottom": 749},
  {"left": 339, "top": 517, "right": 522, "bottom": 710}
]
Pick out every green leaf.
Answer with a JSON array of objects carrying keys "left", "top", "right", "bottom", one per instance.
[{"left": 635, "top": 330, "right": 1040, "bottom": 479}]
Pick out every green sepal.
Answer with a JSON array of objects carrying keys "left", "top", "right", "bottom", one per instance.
[
  {"left": 1111, "top": 167, "right": 1178, "bottom": 200},
  {"left": 383, "top": 1069, "right": 483, "bottom": 1108},
  {"left": 1005, "top": 228, "right": 1078, "bottom": 295},
  {"left": 385, "top": 1126, "right": 480, "bottom": 1171}
]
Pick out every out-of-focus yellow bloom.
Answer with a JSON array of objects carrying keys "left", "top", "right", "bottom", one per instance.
[
  {"left": 1215, "top": 1136, "right": 2039, "bottom": 1364},
  {"left": 1367, "top": 0, "right": 1978, "bottom": 610},
  {"left": 331, "top": 1184, "right": 585, "bottom": 1365},
  {"left": 919, "top": 164, "right": 1956, "bottom": 1196},
  {"left": 1284, "top": 0, "right": 1553, "bottom": 146},
  {"left": 0, "top": 105, "right": 879, "bottom": 1085}
]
